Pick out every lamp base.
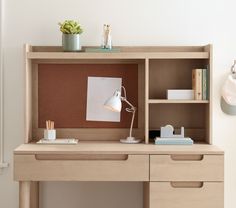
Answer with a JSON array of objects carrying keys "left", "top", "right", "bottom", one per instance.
[{"left": 120, "top": 137, "right": 141, "bottom": 144}]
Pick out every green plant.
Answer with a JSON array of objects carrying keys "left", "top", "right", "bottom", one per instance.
[{"left": 59, "top": 20, "right": 83, "bottom": 34}]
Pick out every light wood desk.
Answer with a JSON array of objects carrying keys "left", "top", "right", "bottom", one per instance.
[
  {"left": 14, "top": 141, "right": 224, "bottom": 208},
  {"left": 14, "top": 45, "right": 224, "bottom": 208}
]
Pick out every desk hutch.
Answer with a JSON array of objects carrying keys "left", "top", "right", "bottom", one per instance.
[{"left": 14, "top": 44, "right": 224, "bottom": 208}]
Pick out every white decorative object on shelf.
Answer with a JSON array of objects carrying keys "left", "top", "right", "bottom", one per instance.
[
  {"left": 44, "top": 130, "right": 56, "bottom": 140},
  {"left": 44, "top": 120, "right": 56, "bottom": 140},
  {"left": 37, "top": 138, "right": 78, "bottom": 145},
  {"left": 156, "top": 125, "right": 193, "bottom": 145},
  {"left": 101, "top": 24, "right": 112, "bottom": 49},
  {"left": 161, "top": 125, "right": 185, "bottom": 138},
  {"left": 167, "top": 89, "right": 194, "bottom": 100}
]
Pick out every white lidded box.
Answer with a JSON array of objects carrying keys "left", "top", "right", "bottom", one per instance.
[{"left": 167, "top": 89, "right": 194, "bottom": 100}]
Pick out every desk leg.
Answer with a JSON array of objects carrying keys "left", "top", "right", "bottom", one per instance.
[
  {"left": 19, "top": 181, "right": 30, "bottom": 208},
  {"left": 143, "top": 182, "right": 150, "bottom": 208},
  {"left": 30, "top": 182, "right": 39, "bottom": 208}
]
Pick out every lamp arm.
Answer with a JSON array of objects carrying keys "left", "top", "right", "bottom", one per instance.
[
  {"left": 129, "top": 107, "right": 136, "bottom": 138},
  {"left": 121, "top": 97, "right": 136, "bottom": 138},
  {"left": 121, "top": 97, "right": 135, "bottom": 110}
]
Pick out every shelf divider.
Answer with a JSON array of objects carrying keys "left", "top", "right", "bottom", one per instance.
[{"left": 148, "top": 99, "right": 209, "bottom": 104}]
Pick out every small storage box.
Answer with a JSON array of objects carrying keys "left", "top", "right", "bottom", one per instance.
[{"left": 167, "top": 89, "right": 194, "bottom": 100}]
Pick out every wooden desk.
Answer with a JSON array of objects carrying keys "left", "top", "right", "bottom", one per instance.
[
  {"left": 14, "top": 141, "right": 224, "bottom": 208},
  {"left": 15, "top": 45, "right": 224, "bottom": 208}
]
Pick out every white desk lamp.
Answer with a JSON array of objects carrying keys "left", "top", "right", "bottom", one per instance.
[{"left": 104, "top": 86, "right": 141, "bottom": 144}]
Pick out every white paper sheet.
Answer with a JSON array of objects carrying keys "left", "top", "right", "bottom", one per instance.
[{"left": 86, "top": 77, "right": 122, "bottom": 122}]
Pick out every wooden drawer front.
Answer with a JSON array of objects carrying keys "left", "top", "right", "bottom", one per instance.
[
  {"left": 14, "top": 154, "right": 149, "bottom": 181},
  {"left": 150, "top": 154, "right": 224, "bottom": 181},
  {"left": 150, "top": 182, "right": 224, "bottom": 208}
]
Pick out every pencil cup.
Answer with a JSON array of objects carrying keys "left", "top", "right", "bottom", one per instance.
[{"left": 44, "top": 129, "right": 56, "bottom": 140}]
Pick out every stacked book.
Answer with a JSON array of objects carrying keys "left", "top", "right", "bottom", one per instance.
[
  {"left": 155, "top": 137, "right": 193, "bottom": 145},
  {"left": 192, "top": 68, "right": 208, "bottom": 100}
]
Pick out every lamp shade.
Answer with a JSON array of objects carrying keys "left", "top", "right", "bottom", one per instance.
[{"left": 104, "top": 90, "right": 122, "bottom": 112}]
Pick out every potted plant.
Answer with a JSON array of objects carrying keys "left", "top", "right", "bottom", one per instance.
[{"left": 59, "top": 20, "right": 83, "bottom": 52}]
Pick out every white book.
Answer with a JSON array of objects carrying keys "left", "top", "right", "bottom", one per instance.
[{"left": 167, "top": 89, "right": 194, "bottom": 100}]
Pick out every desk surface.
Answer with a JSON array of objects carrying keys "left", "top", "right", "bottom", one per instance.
[{"left": 14, "top": 141, "right": 223, "bottom": 155}]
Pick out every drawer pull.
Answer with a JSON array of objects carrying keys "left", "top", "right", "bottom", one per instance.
[
  {"left": 170, "top": 154, "right": 204, "bottom": 161},
  {"left": 35, "top": 154, "right": 129, "bottom": 161},
  {"left": 170, "top": 182, "right": 204, "bottom": 188}
]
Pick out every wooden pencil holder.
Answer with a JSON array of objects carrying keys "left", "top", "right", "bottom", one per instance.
[{"left": 44, "top": 129, "right": 56, "bottom": 140}]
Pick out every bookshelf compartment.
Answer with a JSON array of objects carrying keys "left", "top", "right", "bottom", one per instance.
[
  {"left": 149, "top": 59, "right": 208, "bottom": 99},
  {"left": 149, "top": 104, "right": 209, "bottom": 143},
  {"left": 30, "top": 60, "right": 146, "bottom": 141},
  {"left": 24, "top": 44, "right": 213, "bottom": 144}
]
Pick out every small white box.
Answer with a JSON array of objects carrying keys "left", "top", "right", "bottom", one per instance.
[
  {"left": 37, "top": 138, "right": 78, "bottom": 144},
  {"left": 167, "top": 90, "right": 194, "bottom": 100},
  {"left": 44, "top": 130, "right": 56, "bottom": 140}
]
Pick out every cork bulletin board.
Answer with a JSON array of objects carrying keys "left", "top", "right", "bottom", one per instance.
[{"left": 37, "top": 64, "right": 138, "bottom": 128}]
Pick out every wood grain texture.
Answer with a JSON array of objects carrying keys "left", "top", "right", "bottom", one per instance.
[
  {"left": 145, "top": 59, "right": 149, "bottom": 144},
  {"left": 143, "top": 182, "right": 150, "bottom": 208},
  {"left": 19, "top": 181, "right": 30, "bottom": 208},
  {"left": 150, "top": 154, "right": 224, "bottom": 181},
  {"left": 31, "top": 46, "right": 208, "bottom": 53},
  {"left": 35, "top": 154, "right": 128, "bottom": 160},
  {"left": 25, "top": 44, "right": 32, "bottom": 143},
  {"left": 14, "top": 154, "right": 149, "bottom": 181},
  {"left": 149, "top": 104, "right": 208, "bottom": 142},
  {"left": 147, "top": 57, "right": 212, "bottom": 144},
  {"left": 149, "top": 182, "right": 224, "bottom": 208},
  {"left": 138, "top": 63, "right": 145, "bottom": 140},
  {"left": 149, "top": 59, "right": 207, "bottom": 99},
  {"left": 32, "top": 128, "right": 144, "bottom": 141},
  {"left": 30, "top": 182, "right": 39, "bottom": 208},
  {"left": 18, "top": 44, "right": 224, "bottom": 208},
  {"left": 27, "top": 46, "right": 210, "bottom": 61},
  {"left": 14, "top": 141, "right": 224, "bottom": 155},
  {"left": 149, "top": 104, "right": 207, "bottom": 128},
  {"left": 204, "top": 44, "right": 213, "bottom": 144},
  {"left": 27, "top": 49, "right": 209, "bottom": 60},
  {"left": 32, "top": 63, "right": 38, "bottom": 130},
  {"left": 25, "top": 44, "right": 214, "bottom": 144},
  {"left": 148, "top": 99, "right": 209, "bottom": 104}
]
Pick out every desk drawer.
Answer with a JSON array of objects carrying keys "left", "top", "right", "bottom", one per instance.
[
  {"left": 150, "top": 182, "right": 224, "bottom": 208},
  {"left": 150, "top": 154, "right": 224, "bottom": 181},
  {"left": 14, "top": 154, "right": 149, "bottom": 181}
]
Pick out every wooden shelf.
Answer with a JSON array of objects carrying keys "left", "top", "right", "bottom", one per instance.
[
  {"left": 147, "top": 52, "right": 209, "bottom": 59},
  {"left": 26, "top": 51, "right": 209, "bottom": 60},
  {"left": 148, "top": 99, "right": 209, "bottom": 104},
  {"left": 145, "top": 44, "right": 212, "bottom": 144},
  {"left": 27, "top": 52, "right": 143, "bottom": 60},
  {"left": 24, "top": 44, "right": 212, "bottom": 145}
]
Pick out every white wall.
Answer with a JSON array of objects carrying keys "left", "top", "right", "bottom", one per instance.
[{"left": 0, "top": 0, "right": 236, "bottom": 207}]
